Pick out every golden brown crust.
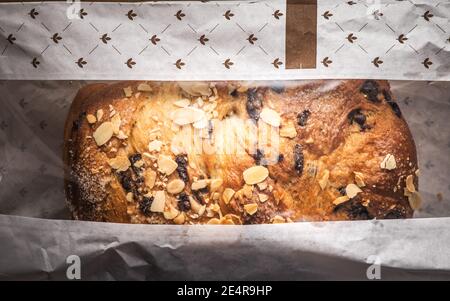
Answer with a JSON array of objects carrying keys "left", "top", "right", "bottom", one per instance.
[{"left": 64, "top": 80, "right": 419, "bottom": 224}]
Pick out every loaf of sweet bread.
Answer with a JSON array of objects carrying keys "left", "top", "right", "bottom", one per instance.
[{"left": 64, "top": 80, "right": 420, "bottom": 224}]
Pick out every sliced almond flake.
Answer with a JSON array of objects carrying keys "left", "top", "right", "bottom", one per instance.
[
  {"left": 190, "top": 197, "right": 206, "bottom": 215},
  {"left": 111, "top": 114, "right": 121, "bottom": 135},
  {"left": 212, "top": 192, "right": 220, "bottom": 201},
  {"left": 305, "top": 137, "right": 314, "bottom": 144},
  {"left": 117, "top": 130, "right": 128, "bottom": 140},
  {"left": 209, "top": 178, "right": 223, "bottom": 192},
  {"left": 211, "top": 84, "right": 218, "bottom": 95},
  {"left": 222, "top": 188, "right": 235, "bottom": 204},
  {"left": 405, "top": 175, "right": 415, "bottom": 192},
  {"left": 173, "top": 99, "right": 191, "bottom": 108},
  {"left": 171, "top": 107, "right": 206, "bottom": 126},
  {"left": 173, "top": 212, "right": 186, "bottom": 224},
  {"left": 257, "top": 182, "right": 268, "bottom": 191},
  {"left": 144, "top": 169, "right": 157, "bottom": 189},
  {"left": 96, "top": 109, "right": 104, "bottom": 122},
  {"left": 93, "top": 121, "right": 114, "bottom": 146},
  {"left": 150, "top": 191, "right": 166, "bottom": 213},
  {"left": 157, "top": 155, "right": 178, "bottom": 175},
  {"left": 318, "top": 169, "right": 330, "bottom": 190},
  {"left": 271, "top": 215, "right": 285, "bottom": 224},
  {"left": 203, "top": 102, "right": 217, "bottom": 112},
  {"left": 244, "top": 203, "right": 258, "bottom": 215},
  {"left": 333, "top": 195, "right": 350, "bottom": 206},
  {"left": 408, "top": 191, "right": 422, "bottom": 210},
  {"left": 133, "top": 160, "right": 144, "bottom": 168},
  {"left": 415, "top": 169, "right": 420, "bottom": 176},
  {"left": 196, "top": 97, "right": 204, "bottom": 107},
  {"left": 346, "top": 183, "right": 362, "bottom": 199},
  {"left": 137, "top": 83, "right": 153, "bottom": 92},
  {"left": 206, "top": 206, "right": 216, "bottom": 217},
  {"left": 163, "top": 205, "right": 180, "bottom": 220},
  {"left": 148, "top": 140, "right": 163, "bottom": 152},
  {"left": 167, "top": 179, "right": 185, "bottom": 194},
  {"left": 126, "top": 192, "right": 133, "bottom": 203},
  {"left": 210, "top": 203, "right": 221, "bottom": 213},
  {"left": 220, "top": 218, "right": 234, "bottom": 225},
  {"left": 193, "top": 117, "right": 208, "bottom": 129},
  {"left": 243, "top": 165, "right": 269, "bottom": 185},
  {"left": 108, "top": 154, "right": 131, "bottom": 172},
  {"left": 353, "top": 171, "right": 366, "bottom": 187},
  {"left": 207, "top": 218, "right": 221, "bottom": 225},
  {"left": 191, "top": 179, "right": 208, "bottom": 191},
  {"left": 223, "top": 214, "right": 242, "bottom": 225},
  {"left": 260, "top": 108, "right": 281, "bottom": 127},
  {"left": 143, "top": 152, "right": 156, "bottom": 160},
  {"left": 234, "top": 190, "right": 244, "bottom": 203},
  {"left": 362, "top": 199, "right": 370, "bottom": 207},
  {"left": 123, "top": 86, "right": 132, "bottom": 97},
  {"left": 242, "top": 184, "right": 253, "bottom": 199},
  {"left": 404, "top": 187, "right": 412, "bottom": 197},
  {"left": 280, "top": 122, "right": 297, "bottom": 138},
  {"left": 237, "top": 85, "right": 248, "bottom": 93},
  {"left": 179, "top": 82, "right": 212, "bottom": 97},
  {"left": 380, "top": 154, "right": 397, "bottom": 170},
  {"left": 258, "top": 193, "right": 269, "bottom": 203},
  {"left": 86, "top": 114, "right": 97, "bottom": 124}
]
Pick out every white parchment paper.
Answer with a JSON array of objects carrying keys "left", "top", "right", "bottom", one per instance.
[
  {"left": 0, "top": 0, "right": 448, "bottom": 80},
  {"left": 1, "top": 214, "right": 450, "bottom": 280}
]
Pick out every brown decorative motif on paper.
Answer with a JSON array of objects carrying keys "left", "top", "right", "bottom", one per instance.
[
  {"left": 223, "top": 59, "right": 233, "bottom": 69},
  {"left": 150, "top": 35, "right": 160, "bottom": 45},
  {"left": 76, "top": 58, "right": 87, "bottom": 68},
  {"left": 247, "top": 34, "right": 257, "bottom": 45},
  {"left": 125, "top": 58, "right": 136, "bottom": 69},
  {"left": 372, "top": 57, "right": 383, "bottom": 68},
  {"left": 272, "top": 58, "right": 283, "bottom": 69},
  {"left": 28, "top": 8, "right": 38, "bottom": 19},
  {"left": 321, "top": 57, "right": 332, "bottom": 67},
  {"left": 322, "top": 11, "right": 333, "bottom": 20},
  {"left": 223, "top": 10, "right": 234, "bottom": 20},
  {"left": 175, "top": 59, "right": 185, "bottom": 69},
  {"left": 126, "top": 10, "right": 137, "bottom": 20},
  {"left": 422, "top": 58, "right": 433, "bottom": 69},
  {"left": 175, "top": 10, "right": 186, "bottom": 21}
]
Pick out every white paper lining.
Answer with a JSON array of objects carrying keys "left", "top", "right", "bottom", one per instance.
[
  {"left": 0, "top": 0, "right": 448, "bottom": 80},
  {"left": 1, "top": 214, "right": 450, "bottom": 280}
]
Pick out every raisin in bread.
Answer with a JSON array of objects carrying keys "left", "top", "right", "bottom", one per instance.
[{"left": 64, "top": 80, "right": 420, "bottom": 224}]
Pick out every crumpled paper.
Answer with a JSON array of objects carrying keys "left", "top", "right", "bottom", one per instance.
[{"left": 1, "top": 214, "right": 450, "bottom": 280}]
